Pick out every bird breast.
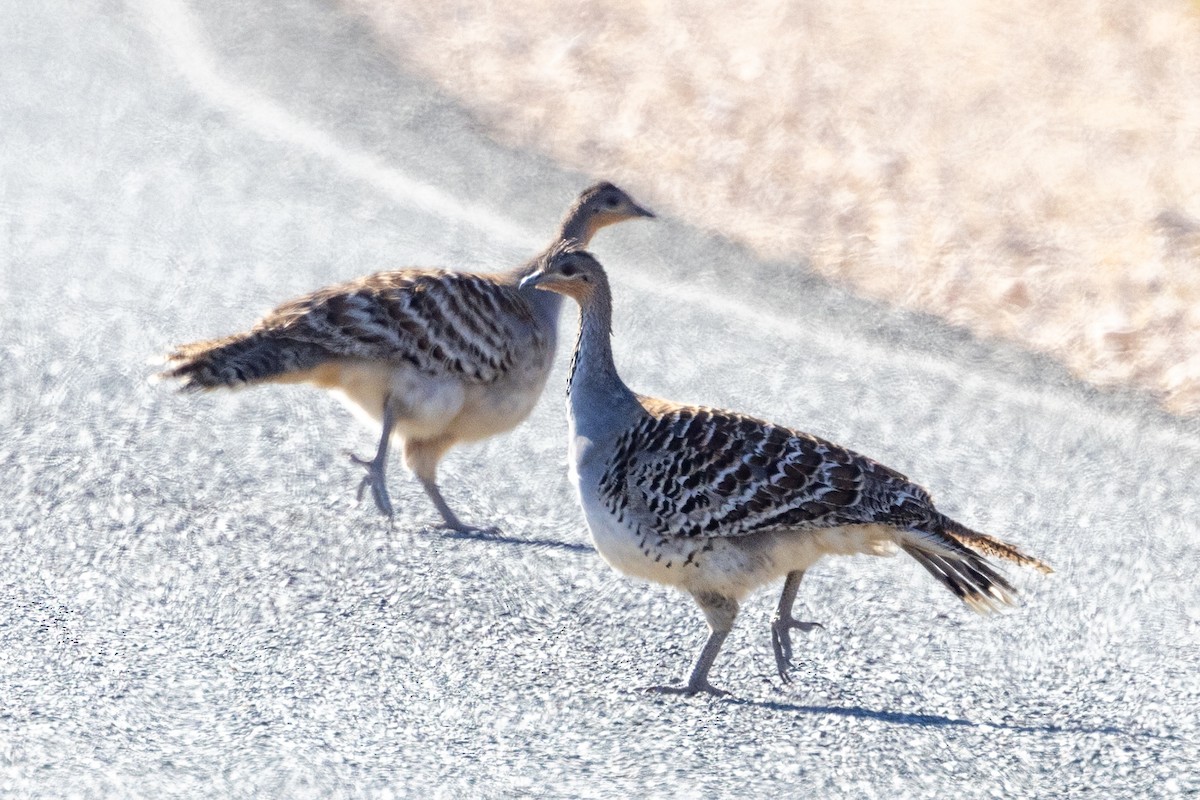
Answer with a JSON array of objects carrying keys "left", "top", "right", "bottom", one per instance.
[{"left": 576, "top": 462, "right": 899, "bottom": 600}]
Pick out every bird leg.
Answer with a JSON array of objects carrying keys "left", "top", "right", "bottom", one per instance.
[
  {"left": 406, "top": 438, "right": 496, "bottom": 535},
  {"left": 350, "top": 398, "right": 397, "bottom": 519},
  {"left": 418, "top": 477, "right": 495, "bottom": 535},
  {"left": 649, "top": 592, "right": 738, "bottom": 697},
  {"left": 771, "top": 569, "right": 824, "bottom": 683}
]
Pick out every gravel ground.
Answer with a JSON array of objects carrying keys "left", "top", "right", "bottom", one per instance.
[{"left": 1, "top": 0, "right": 1197, "bottom": 797}]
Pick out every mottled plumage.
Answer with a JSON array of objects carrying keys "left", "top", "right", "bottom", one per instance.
[
  {"left": 522, "top": 249, "right": 1051, "bottom": 695},
  {"left": 162, "top": 183, "right": 654, "bottom": 530},
  {"left": 601, "top": 400, "right": 934, "bottom": 540},
  {"left": 171, "top": 270, "right": 543, "bottom": 390}
]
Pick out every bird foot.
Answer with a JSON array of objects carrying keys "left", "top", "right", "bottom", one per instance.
[
  {"left": 645, "top": 681, "right": 731, "bottom": 698},
  {"left": 771, "top": 615, "right": 824, "bottom": 683},
  {"left": 438, "top": 520, "right": 501, "bottom": 537},
  {"left": 349, "top": 453, "right": 394, "bottom": 519}
]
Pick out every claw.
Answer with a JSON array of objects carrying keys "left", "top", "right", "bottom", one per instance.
[
  {"left": 771, "top": 616, "right": 824, "bottom": 683},
  {"left": 645, "top": 681, "right": 731, "bottom": 698},
  {"left": 439, "top": 521, "right": 501, "bottom": 536},
  {"left": 371, "top": 480, "right": 394, "bottom": 518},
  {"left": 350, "top": 452, "right": 394, "bottom": 519}
]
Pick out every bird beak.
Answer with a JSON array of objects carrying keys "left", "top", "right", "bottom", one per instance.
[
  {"left": 631, "top": 202, "right": 656, "bottom": 219},
  {"left": 519, "top": 272, "right": 547, "bottom": 291}
]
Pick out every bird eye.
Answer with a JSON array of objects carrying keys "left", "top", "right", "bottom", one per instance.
[
  {"left": 604, "top": 196, "right": 619, "bottom": 208},
  {"left": 560, "top": 263, "right": 580, "bottom": 277}
]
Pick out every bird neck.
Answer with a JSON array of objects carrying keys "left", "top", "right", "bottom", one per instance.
[
  {"left": 567, "top": 277, "right": 643, "bottom": 440},
  {"left": 557, "top": 204, "right": 597, "bottom": 249},
  {"left": 522, "top": 280, "right": 563, "bottom": 332},
  {"left": 508, "top": 205, "right": 600, "bottom": 333}
]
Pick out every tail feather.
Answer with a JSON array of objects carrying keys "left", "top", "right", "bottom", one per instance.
[
  {"left": 902, "top": 544, "right": 1018, "bottom": 613},
  {"left": 160, "top": 332, "right": 325, "bottom": 390},
  {"left": 940, "top": 516, "right": 1054, "bottom": 574},
  {"left": 900, "top": 515, "right": 1050, "bottom": 613}
]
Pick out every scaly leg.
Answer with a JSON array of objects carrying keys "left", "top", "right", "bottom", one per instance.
[
  {"left": 771, "top": 569, "right": 824, "bottom": 683},
  {"left": 406, "top": 437, "right": 495, "bottom": 534},
  {"left": 350, "top": 398, "right": 397, "bottom": 518},
  {"left": 419, "top": 477, "right": 494, "bottom": 534},
  {"left": 649, "top": 592, "right": 739, "bottom": 697}
]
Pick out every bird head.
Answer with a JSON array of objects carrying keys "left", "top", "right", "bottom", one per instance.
[
  {"left": 519, "top": 247, "right": 606, "bottom": 301},
  {"left": 562, "top": 182, "right": 655, "bottom": 245}
]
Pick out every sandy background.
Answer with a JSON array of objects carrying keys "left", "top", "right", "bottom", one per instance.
[{"left": 340, "top": 0, "right": 1200, "bottom": 414}]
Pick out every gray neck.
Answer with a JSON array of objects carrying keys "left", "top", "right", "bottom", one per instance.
[
  {"left": 557, "top": 203, "right": 593, "bottom": 247},
  {"left": 567, "top": 276, "right": 645, "bottom": 442},
  {"left": 511, "top": 208, "right": 596, "bottom": 339},
  {"left": 527, "top": 284, "right": 563, "bottom": 336}
]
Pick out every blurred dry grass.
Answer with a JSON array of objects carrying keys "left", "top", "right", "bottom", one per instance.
[{"left": 341, "top": 0, "right": 1200, "bottom": 413}]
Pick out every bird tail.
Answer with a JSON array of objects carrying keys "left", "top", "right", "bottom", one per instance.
[
  {"left": 939, "top": 515, "right": 1054, "bottom": 575},
  {"left": 159, "top": 332, "right": 324, "bottom": 391},
  {"left": 899, "top": 516, "right": 1051, "bottom": 614}
]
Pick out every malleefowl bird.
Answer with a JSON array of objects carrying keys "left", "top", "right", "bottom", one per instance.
[
  {"left": 520, "top": 247, "right": 1052, "bottom": 695},
  {"left": 161, "top": 183, "right": 654, "bottom": 532}
]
